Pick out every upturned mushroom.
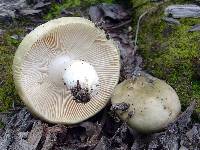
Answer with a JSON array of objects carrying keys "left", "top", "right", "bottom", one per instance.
[
  {"left": 13, "top": 17, "right": 120, "bottom": 124},
  {"left": 111, "top": 73, "right": 181, "bottom": 133}
]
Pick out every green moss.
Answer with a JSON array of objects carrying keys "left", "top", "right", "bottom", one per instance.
[
  {"left": 44, "top": 0, "right": 114, "bottom": 20},
  {"left": 0, "top": 28, "right": 23, "bottom": 112},
  {"left": 134, "top": 2, "right": 200, "bottom": 117},
  {"left": 0, "top": 121, "right": 4, "bottom": 128}
]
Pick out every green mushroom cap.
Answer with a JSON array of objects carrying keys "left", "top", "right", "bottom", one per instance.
[{"left": 111, "top": 73, "right": 181, "bottom": 133}]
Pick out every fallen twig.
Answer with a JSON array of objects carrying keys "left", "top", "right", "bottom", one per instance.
[
  {"left": 134, "top": 11, "right": 149, "bottom": 47},
  {"left": 104, "top": 19, "right": 132, "bottom": 30}
]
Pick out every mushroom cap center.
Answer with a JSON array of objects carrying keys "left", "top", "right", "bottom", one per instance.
[{"left": 49, "top": 57, "right": 99, "bottom": 103}]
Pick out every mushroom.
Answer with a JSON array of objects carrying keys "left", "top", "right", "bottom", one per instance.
[
  {"left": 111, "top": 73, "right": 181, "bottom": 133},
  {"left": 13, "top": 17, "right": 120, "bottom": 124}
]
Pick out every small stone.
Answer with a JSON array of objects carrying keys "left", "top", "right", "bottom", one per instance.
[{"left": 128, "top": 26, "right": 132, "bottom": 32}]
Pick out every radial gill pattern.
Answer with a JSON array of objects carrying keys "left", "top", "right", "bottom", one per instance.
[{"left": 13, "top": 17, "right": 120, "bottom": 124}]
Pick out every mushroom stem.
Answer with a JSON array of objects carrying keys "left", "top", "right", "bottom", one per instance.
[
  {"left": 49, "top": 57, "right": 99, "bottom": 103},
  {"left": 63, "top": 60, "right": 99, "bottom": 91},
  {"left": 63, "top": 60, "right": 99, "bottom": 102}
]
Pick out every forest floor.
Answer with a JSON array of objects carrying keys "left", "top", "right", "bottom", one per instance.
[{"left": 0, "top": 0, "right": 199, "bottom": 149}]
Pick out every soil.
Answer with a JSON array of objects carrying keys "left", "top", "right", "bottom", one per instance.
[
  {"left": 70, "top": 80, "right": 91, "bottom": 103},
  {"left": 0, "top": 1, "right": 200, "bottom": 150}
]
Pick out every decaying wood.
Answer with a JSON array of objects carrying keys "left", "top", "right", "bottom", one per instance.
[
  {"left": 165, "top": 4, "right": 200, "bottom": 18},
  {"left": 1, "top": 102, "right": 199, "bottom": 149}
]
